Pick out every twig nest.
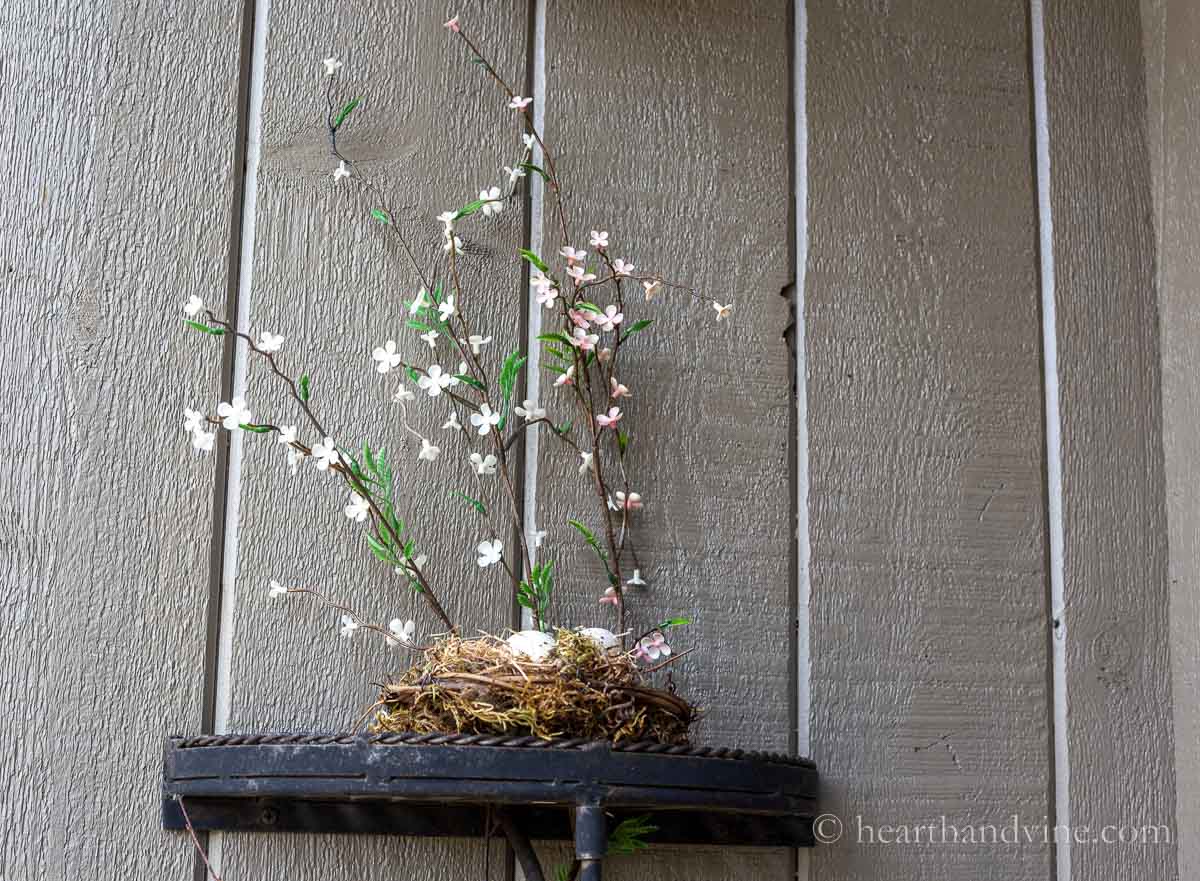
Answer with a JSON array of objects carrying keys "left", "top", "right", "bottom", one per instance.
[
  {"left": 577, "top": 627, "right": 619, "bottom": 650},
  {"left": 506, "top": 629, "right": 557, "bottom": 661}
]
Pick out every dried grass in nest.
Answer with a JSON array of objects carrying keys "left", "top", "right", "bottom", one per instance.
[{"left": 371, "top": 629, "right": 695, "bottom": 744}]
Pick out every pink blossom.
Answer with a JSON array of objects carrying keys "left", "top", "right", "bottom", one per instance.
[
  {"left": 595, "top": 406, "right": 622, "bottom": 429},
  {"left": 615, "top": 490, "right": 642, "bottom": 510},
  {"left": 642, "top": 279, "right": 661, "bottom": 301},
  {"left": 570, "top": 327, "right": 599, "bottom": 351},
  {"left": 554, "top": 365, "right": 576, "bottom": 387},
  {"left": 589, "top": 229, "right": 609, "bottom": 249},
  {"left": 612, "top": 259, "right": 634, "bottom": 277},
  {"left": 566, "top": 264, "right": 596, "bottom": 286},
  {"left": 610, "top": 377, "right": 631, "bottom": 398},
  {"left": 443, "top": 15, "right": 460, "bottom": 32},
  {"left": 559, "top": 246, "right": 587, "bottom": 263},
  {"left": 596, "top": 304, "right": 624, "bottom": 332},
  {"left": 568, "top": 308, "right": 591, "bottom": 329},
  {"left": 597, "top": 347, "right": 612, "bottom": 363},
  {"left": 536, "top": 286, "right": 559, "bottom": 308},
  {"left": 599, "top": 586, "right": 621, "bottom": 607},
  {"left": 635, "top": 631, "right": 671, "bottom": 662},
  {"left": 508, "top": 95, "right": 533, "bottom": 110}
]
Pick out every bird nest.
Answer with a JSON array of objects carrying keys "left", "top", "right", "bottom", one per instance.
[{"left": 370, "top": 630, "right": 695, "bottom": 744}]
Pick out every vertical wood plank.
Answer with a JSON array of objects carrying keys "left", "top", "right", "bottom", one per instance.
[
  {"left": 533, "top": 1, "right": 794, "bottom": 877},
  {"left": 0, "top": 2, "right": 246, "bottom": 878},
  {"left": 219, "top": 1, "right": 528, "bottom": 879},
  {"left": 1043, "top": 2, "right": 1178, "bottom": 879},
  {"left": 1155, "top": 1, "right": 1200, "bottom": 873},
  {"left": 806, "top": 1, "right": 1053, "bottom": 878}
]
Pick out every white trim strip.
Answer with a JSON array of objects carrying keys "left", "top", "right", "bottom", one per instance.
[{"left": 1030, "top": 2, "right": 1070, "bottom": 879}]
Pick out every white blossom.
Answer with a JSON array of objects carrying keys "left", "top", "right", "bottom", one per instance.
[
  {"left": 479, "top": 186, "right": 503, "bottom": 218},
  {"left": 278, "top": 425, "right": 297, "bottom": 445},
  {"left": 579, "top": 450, "right": 593, "bottom": 474},
  {"left": 530, "top": 528, "right": 547, "bottom": 548},
  {"left": 268, "top": 580, "right": 290, "bottom": 598},
  {"left": 183, "top": 408, "right": 205, "bottom": 434},
  {"left": 504, "top": 165, "right": 526, "bottom": 184},
  {"left": 286, "top": 447, "right": 305, "bottom": 474},
  {"left": 712, "top": 301, "right": 734, "bottom": 320},
  {"left": 514, "top": 399, "right": 545, "bottom": 421},
  {"left": 323, "top": 57, "right": 342, "bottom": 76},
  {"left": 615, "top": 491, "right": 643, "bottom": 510},
  {"left": 258, "top": 331, "right": 284, "bottom": 353},
  {"left": 418, "top": 364, "right": 452, "bottom": 397},
  {"left": 333, "top": 160, "right": 351, "bottom": 181},
  {"left": 566, "top": 264, "right": 596, "bottom": 285},
  {"left": 216, "top": 396, "right": 253, "bottom": 431},
  {"left": 443, "top": 234, "right": 464, "bottom": 255},
  {"left": 469, "top": 404, "right": 501, "bottom": 436},
  {"left": 643, "top": 279, "right": 661, "bottom": 301},
  {"left": 437, "top": 295, "right": 456, "bottom": 322},
  {"left": 373, "top": 340, "right": 403, "bottom": 373},
  {"left": 536, "top": 285, "right": 559, "bottom": 308},
  {"left": 387, "top": 618, "right": 416, "bottom": 646},
  {"left": 569, "top": 327, "right": 599, "bottom": 351},
  {"left": 418, "top": 438, "right": 441, "bottom": 461},
  {"left": 420, "top": 330, "right": 439, "bottom": 349},
  {"left": 470, "top": 452, "right": 498, "bottom": 476},
  {"left": 393, "top": 385, "right": 415, "bottom": 403},
  {"left": 477, "top": 538, "right": 503, "bottom": 568},
  {"left": 463, "top": 334, "right": 492, "bottom": 355},
  {"left": 626, "top": 569, "right": 647, "bottom": 587},
  {"left": 596, "top": 304, "right": 624, "bottom": 332},
  {"left": 436, "top": 211, "right": 457, "bottom": 230},
  {"left": 183, "top": 295, "right": 204, "bottom": 317},
  {"left": 589, "top": 229, "right": 609, "bottom": 249},
  {"left": 192, "top": 430, "right": 216, "bottom": 453},
  {"left": 339, "top": 614, "right": 359, "bottom": 638},
  {"left": 312, "top": 437, "right": 340, "bottom": 470},
  {"left": 522, "top": 133, "right": 536, "bottom": 151},
  {"left": 508, "top": 95, "right": 533, "bottom": 110},
  {"left": 409, "top": 288, "right": 429, "bottom": 315},
  {"left": 560, "top": 245, "right": 587, "bottom": 263},
  {"left": 612, "top": 259, "right": 634, "bottom": 277},
  {"left": 442, "top": 411, "right": 462, "bottom": 431},
  {"left": 344, "top": 493, "right": 371, "bottom": 523}
]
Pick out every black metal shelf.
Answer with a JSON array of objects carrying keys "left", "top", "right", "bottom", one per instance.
[{"left": 163, "top": 732, "right": 819, "bottom": 881}]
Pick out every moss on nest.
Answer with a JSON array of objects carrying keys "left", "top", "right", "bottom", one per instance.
[{"left": 370, "top": 629, "right": 695, "bottom": 744}]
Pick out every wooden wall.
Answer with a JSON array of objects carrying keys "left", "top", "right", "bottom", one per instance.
[{"left": 1, "top": 0, "right": 1193, "bottom": 880}]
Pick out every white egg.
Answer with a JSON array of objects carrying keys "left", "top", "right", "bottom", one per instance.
[
  {"left": 506, "top": 629, "right": 557, "bottom": 662},
  {"left": 577, "top": 627, "right": 619, "bottom": 650}
]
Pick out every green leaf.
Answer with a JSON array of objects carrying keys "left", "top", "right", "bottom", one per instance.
[
  {"left": 365, "top": 532, "right": 397, "bottom": 566},
  {"left": 555, "top": 419, "right": 572, "bottom": 434},
  {"left": 619, "top": 318, "right": 653, "bottom": 343},
  {"left": 542, "top": 345, "right": 566, "bottom": 360},
  {"left": 454, "top": 198, "right": 485, "bottom": 220},
  {"left": 568, "top": 519, "right": 608, "bottom": 563},
  {"left": 519, "top": 162, "right": 550, "bottom": 181},
  {"left": 183, "top": 319, "right": 225, "bottom": 336},
  {"left": 455, "top": 373, "right": 486, "bottom": 392},
  {"left": 451, "top": 490, "right": 487, "bottom": 516},
  {"left": 574, "top": 301, "right": 602, "bottom": 315},
  {"left": 406, "top": 366, "right": 421, "bottom": 384},
  {"left": 406, "top": 319, "right": 434, "bottom": 333},
  {"left": 370, "top": 208, "right": 391, "bottom": 225},
  {"left": 544, "top": 363, "right": 567, "bottom": 376},
  {"left": 239, "top": 423, "right": 273, "bottom": 434},
  {"left": 617, "top": 431, "right": 630, "bottom": 456},
  {"left": 363, "top": 443, "right": 377, "bottom": 474},
  {"left": 518, "top": 248, "right": 549, "bottom": 273},
  {"left": 333, "top": 96, "right": 361, "bottom": 129},
  {"left": 537, "top": 331, "right": 572, "bottom": 346},
  {"left": 299, "top": 373, "right": 311, "bottom": 401},
  {"left": 608, "top": 816, "right": 656, "bottom": 855},
  {"left": 498, "top": 351, "right": 526, "bottom": 408},
  {"left": 661, "top": 617, "right": 691, "bottom": 628}
]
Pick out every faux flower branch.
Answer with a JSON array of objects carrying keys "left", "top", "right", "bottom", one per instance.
[{"left": 179, "top": 16, "right": 731, "bottom": 668}]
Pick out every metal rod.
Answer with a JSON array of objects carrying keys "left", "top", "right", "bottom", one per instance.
[
  {"left": 574, "top": 803, "right": 606, "bottom": 881},
  {"left": 578, "top": 859, "right": 602, "bottom": 881},
  {"left": 497, "top": 810, "right": 545, "bottom": 881}
]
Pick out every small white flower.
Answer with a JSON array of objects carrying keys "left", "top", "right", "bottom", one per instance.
[
  {"left": 344, "top": 493, "right": 371, "bottom": 523},
  {"left": 323, "top": 57, "right": 342, "bottom": 76},
  {"left": 530, "top": 528, "right": 547, "bottom": 548},
  {"left": 443, "top": 234, "right": 464, "bottom": 255},
  {"left": 387, "top": 618, "right": 416, "bottom": 646},
  {"left": 191, "top": 430, "right": 216, "bottom": 453},
  {"left": 268, "top": 580, "right": 289, "bottom": 598},
  {"left": 393, "top": 384, "right": 415, "bottom": 403},
  {"left": 436, "top": 211, "right": 457, "bottom": 230},
  {"left": 418, "top": 364, "right": 452, "bottom": 397},
  {"left": 216, "top": 397, "right": 253, "bottom": 431},
  {"left": 396, "top": 553, "right": 428, "bottom": 576},
  {"left": 258, "top": 331, "right": 284, "bottom": 353},
  {"left": 560, "top": 245, "right": 587, "bottom": 263},
  {"left": 612, "top": 259, "right": 634, "bottom": 277},
  {"left": 479, "top": 186, "right": 503, "bottom": 218},
  {"left": 183, "top": 408, "right": 205, "bottom": 434},
  {"left": 643, "top": 279, "right": 661, "bottom": 301},
  {"left": 508, "top": 95, "right": 533, "bottom": 110},
  {"left": 565, "top": 264, "right": 597, "bottom": 286},
  {"left": 418, "top": 438, "right": 441, "bottom": 462},
  {"left": 513, "top": 399, "right": 545, "bottom": 422},
  {"left": 183, "top": 295, "right": 204, "bottom": 317},
  {"left": 373, "top": 340, "right": 403, "bottom": 374},
  {"left": 333, "top": 160, "right": 351, "bottom": 181},
  {"left": 504, "top": 165, "right": 526, "bottom": 184},
  {"left": 286, "top": 447, "right": 305, "bottom": 474},
  {"left": 596, "top": 304, "right": 624, "bottom": 332},
  {"left": 596, "top": 406, "right": 622, "bottom": 429},
  {"left": 522, "top": 133, "right": 536, "bottom": 151},
  {"left": 712, "top": 301, "right": 734, "bottom": 320},
  {"left": 579, "top": 450, "right": 593, "bottom": 474},
  {"left": 469, "top": 404, "right": 502, "bottom": 436},
  {"left": 470, "top": 452, "right": 498, "bottom": 475},
  {"left": 419, "top": 330, "right": 439, "bottom": 349},
  {"left": 339, "top": 614, "right": 359, "bottom": 638},
  {"left": 477, "top": 538, "right": 503, "bottom": 568},
  {"left": 437, "top": 295, "right": 456, "bottom": 322},
  {"left": 536, "top": 285, "right": 560, "bottom": 308},
  {"left": 312, "top": 437, "right": 340, "bottom": 470},
  {"left": 462, "top": 334, "right": 492, "bottom": 355},
  {"left": 589, "top": 229, "right": 609, "bottom": 249},
  {"left": 278, "top": 425, "right": 297, "bottom": 445},
  {"left": 569, "top": 327, "right": 599, "bottom": 351},
  {"left": 554, "top": 365, "right": 576, "bottom": 387},
  {"left": 626, "top": 569, "right": 647, "bottom": 587},
  {"left": 610, "top": 377, "right": 631, "bottom": 399},
  {"left": 442, "top": 411, "right": 462, "bottom": 431},
  {"left": 409, "top": 287, "right": 429, "bottom": 315}
]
